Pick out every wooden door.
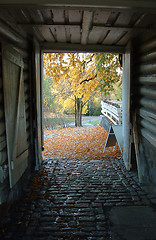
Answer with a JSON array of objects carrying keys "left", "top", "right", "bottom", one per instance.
[{"left": 2, "top": 45, "right": 28, "bottom": 188}]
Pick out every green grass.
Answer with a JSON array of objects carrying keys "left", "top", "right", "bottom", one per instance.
[{"left": 88, "top": 119, "right": 101, "bottom": 125}]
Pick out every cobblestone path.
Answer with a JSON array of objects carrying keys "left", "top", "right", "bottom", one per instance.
[{"left": 0, "top": 157, "right": 153, "bottom": 240}]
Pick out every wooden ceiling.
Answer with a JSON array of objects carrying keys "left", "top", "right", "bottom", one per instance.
[{"left": 0, "top": 4, "right": 156, "bottom": 52}]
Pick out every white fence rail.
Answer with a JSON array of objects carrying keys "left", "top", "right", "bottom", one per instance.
[{"left": 101, "top": 99, "right": 122, "bottom": 125}]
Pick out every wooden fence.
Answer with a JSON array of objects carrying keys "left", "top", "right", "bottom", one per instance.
[{"left": 101, "top": 99, "right": 122, "bottom": 125}]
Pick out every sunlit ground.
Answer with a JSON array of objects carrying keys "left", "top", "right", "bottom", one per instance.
[{"left": 43, "top": 126, "right": 121, "bottom": 160}]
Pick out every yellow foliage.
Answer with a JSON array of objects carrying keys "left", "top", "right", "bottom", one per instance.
[
  {"left": 43, "top": 53, "right": 99, "bottom": 106},
  {"left": 63, "top": 98, "right": 75, "bottom": 113},
  {"left": 82, "top": 104, "right": 87, "bottom": 114}
]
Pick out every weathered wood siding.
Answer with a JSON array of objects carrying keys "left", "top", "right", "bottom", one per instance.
[
  {"left": 133, "top": 34, "right": 156, "bottom": 186},
  {"left": 0, "top": 7, "right": 155, "bottom": 54},
  {"left": 0, "top": 44, "right": 9, "bottom": 204},
  {"left": 33, "top": 39, "right": 43, "bottom": 170},
  {"left": 23, "top": 58, "right": 33, "bottom": 153},
  {"left": 0, "top": 18, "right": 35, "bottom": 204},
  {"left": 0, "top": 2, "right": 156, "bottom": 202}
]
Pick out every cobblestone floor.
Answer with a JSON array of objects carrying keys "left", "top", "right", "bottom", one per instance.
[{"left": 0, "top": 157, "right": 154, "bottom": 240}]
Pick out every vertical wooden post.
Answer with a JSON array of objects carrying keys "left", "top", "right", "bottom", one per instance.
[
  {"left": 33, "top": 38, "right": 42, "bottom": 170},
  {"left": 40, "top": 51, "right": 44, "bottom": 150},
  {"left": 122, "top": 42, "right": 131, "bottom": 170}
]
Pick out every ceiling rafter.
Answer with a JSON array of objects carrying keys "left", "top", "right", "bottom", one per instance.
[
  {"left": 18, "top": 23, "right": 153, "bottom": 32},
  {"left": 42, "top": 42, "right": 125, "bottom": 53},
  {"left": 0, "top": 5, "right": 156, "bottom": 48},
  {"left": 1, "top": 0, "right": 156, "bottom": 10},
  {"left": 81, "top": 11, "right": 93, "bottom": 45}
]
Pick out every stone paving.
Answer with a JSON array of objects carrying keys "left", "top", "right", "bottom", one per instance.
[{"left": 0, "top": 157, "right": 155, "bottom": 240}]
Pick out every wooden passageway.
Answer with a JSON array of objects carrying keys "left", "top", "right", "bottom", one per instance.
[{"left": 0, "top": 0, "right": 156, "bottom": 216}]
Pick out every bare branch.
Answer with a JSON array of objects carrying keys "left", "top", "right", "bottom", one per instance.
[
  {"left": 86, "top": 54, "right": 95, "bottom": 64},
  {"left": 80, "top": 74, "right": 97, "bottom": 84}
]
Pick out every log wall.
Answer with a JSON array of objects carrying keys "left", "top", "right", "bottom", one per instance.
[
  {"left": 0, "top": 43, "right": 9, "bottom": 204},
  {"left": 133, "top": 34, "right": 156, "bottom": 186}
]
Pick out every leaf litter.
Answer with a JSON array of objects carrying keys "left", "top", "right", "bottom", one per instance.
[{"left": 43, "top": 126, "right": 121, "bottom": 160}]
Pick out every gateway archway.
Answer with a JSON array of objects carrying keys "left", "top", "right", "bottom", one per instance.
[{"left": 0, "top": 0, "right": 156, "bottom": 208}]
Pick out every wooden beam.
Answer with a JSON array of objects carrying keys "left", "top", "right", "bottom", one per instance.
[
  {"left": 81, "top": 11, "right": 93, "bottom": 45},
  {"left": 122, "top": 42, "right": 131, "bottom": 171},
  {"left": 42, "top": 42, "right": 125, "bottom": 53},
  {"left": 19, "top": 23, "right": 151, "bottom": 32},
  {"left": 0, "top": 20, "right": 25, "bottom": 44},
  {"left": 0, "top": 0, "right": 156, "bottom": 11}
]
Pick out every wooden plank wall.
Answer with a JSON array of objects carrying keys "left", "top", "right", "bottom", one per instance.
[
  {"left": 133, "top": 34, "right": 156, "bottom": 186},
  {"left": 24, "top": 58, "right": 32, "bottom": 150},
  {"left": 0, "top": 44, "right": 9, "bottom": 204},
  {"left": 0, "top": 45, "right": 33, "bottom": 206},
  {"left": 33, "top": 39, "right": 43, "bottom": 170},
  {"left": 24, "top": 55, "right": 38, "bottom": 173}
]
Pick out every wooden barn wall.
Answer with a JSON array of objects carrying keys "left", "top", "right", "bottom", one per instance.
[
  {"left": 23, "top": 49, "right": 34, "bottom": 170},
  {"left": 132, "top": 35, "right": 156, "bottom": 187},
  {"left": 0, "top": 22, "right": 34, "bottom": 206},
  {"left": 33, "top": 39, "right": 43, "bottom": 170},
  {"left": 23, "top": 54, "right": 33, "bottom": 158},
  {"left": 0, "top": 43, "right": 9, "bottom": 205}
]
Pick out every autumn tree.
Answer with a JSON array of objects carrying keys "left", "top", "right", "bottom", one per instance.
[
  {"left": 43, "top": 52, "right": 121, "bottom": 126},
  {"left": 43, "top": 53, "right": 98, "bottom": 126},
  {"left": 95, "top": 53, "right": 121, "bottom": 94},
  {"left": 43, "top": 77, "right": 57, "bottom": 113},
  {"left": 86, "top": 94, "right": 102, "bottom": 116}
]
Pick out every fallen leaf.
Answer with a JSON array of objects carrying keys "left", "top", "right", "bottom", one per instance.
[
  {"left": 17, "top": 221, "right": 22, "bottom": 225},
  {"left": 56, "top": 219, "right": 64, "bottom": 223},
  {"left": 42, "top": 126, "right": 121, "bottom": 160},
  {"left": 68, "top": 204, "right": 75, "bottom": 208}
]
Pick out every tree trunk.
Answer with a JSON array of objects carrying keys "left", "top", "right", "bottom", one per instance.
[
  {"left": 75, "top": 96, "right": 77, "bottom": 126},
  {"left": 75, "top": 97, "right": 82, "bottom": 127}
]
